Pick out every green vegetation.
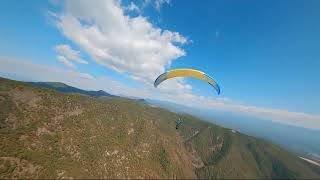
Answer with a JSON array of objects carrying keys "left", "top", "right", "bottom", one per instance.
[{"left": 0, "top": 77, "right": 319, "bottom": 179}]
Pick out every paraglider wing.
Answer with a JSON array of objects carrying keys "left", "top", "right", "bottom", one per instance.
[{"left": 154, "top": 68, "right": 220, "bottom": 95}]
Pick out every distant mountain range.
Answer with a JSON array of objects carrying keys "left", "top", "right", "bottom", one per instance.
[{"left": 27, "top": 82, "right": 114, "bottom": 97}]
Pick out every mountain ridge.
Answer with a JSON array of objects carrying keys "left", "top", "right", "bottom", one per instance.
[
  {"left": 0, "top": 77, "right": 319, "bottom": 178},
  {"left": 27, "top": 81, "right": 114, "bottom": 97}
]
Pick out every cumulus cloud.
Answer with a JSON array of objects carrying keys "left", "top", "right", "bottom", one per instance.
[
  {"left": 154, "top": 0, "right": 171, "bottom": 12},
  {"left": 125, "top": 2, "right": 140, "bottom": 13},
  {"left": 142, "top": 0, "right": 171, "bottom": 12},
  {"left": 0, "top": 57, "right": 150, "bottom": 97},
  {"left": 56, "top": 55, "right": 76, "bottom": 69},
  {"left": 54, "top": 44, "right": 88, "bottom": 64},
  {"left": 51, "top": 0, "right": 187, "bottom": 86},
  {"left": 0, "top": 57, "right": 94, "bottom": 84},
  {"left": 73, "top": 72, "right": 94, "bottom": 80}
]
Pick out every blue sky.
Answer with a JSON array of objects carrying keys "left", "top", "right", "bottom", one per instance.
[{"left": 0, "top": 0, "right": 319, "bottom": 129}]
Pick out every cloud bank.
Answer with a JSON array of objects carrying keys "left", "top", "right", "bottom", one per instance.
[{"left": 52, "top": 0, "right": 187, "bottom": 86}]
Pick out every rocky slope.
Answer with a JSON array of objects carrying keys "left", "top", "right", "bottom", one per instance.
[{"left": 0, "top": 77, "right": 319, "bottom": 179}]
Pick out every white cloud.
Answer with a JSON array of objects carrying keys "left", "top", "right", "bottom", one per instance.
[
  {"left": 51, "top": 0, "right": 187, "bottom": 86},
  {"left": 142, "top": 0, "right": 171, "bottom": 12},
  {"left": 56, "top": 55, "right": 76, "bottom": 69},
  {"left": 54, "top": 44, "right": 88, "bottom": 64},
  {"left": 154, "top": 0, "right": 171, "bottom": 12},
  {"left": 72, "top": 72, "right": 94, "bottom": 80},
  {"left": 125, "top": 2, "right": 140, "bottom": 13},
  {"left": 155, "top": 77, "right": 192, "bottom": 94},
  {"left": 0, "top": 57, "right": 150, "bottom": 98},
  {"left": 0, "top": 57, "right": 94, "bottom": 84}
]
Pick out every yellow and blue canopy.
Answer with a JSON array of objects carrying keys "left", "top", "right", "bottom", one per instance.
[{"left": 154, "top": 68, "right": 220, "bottom": 95}]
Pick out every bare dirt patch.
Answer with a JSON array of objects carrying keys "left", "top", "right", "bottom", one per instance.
[
  {"left": 9, "top": 89, "right": 41, "bottom": 108},
  {"left": 65, "top": 108, "right": 83, "bottom": 117},
  {"left": 36, "top": 126, "right": 54, "bottom": 137},
  {"left": 128, "top": 128, "right": 134, "bottom": 135}
]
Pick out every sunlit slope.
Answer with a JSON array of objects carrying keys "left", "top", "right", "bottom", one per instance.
[
  {"left": 0, "top": 77, "right": 195, "bottom": 178},
  {"left": 0, "top": 77, "right": 319, "bottom": 179}
]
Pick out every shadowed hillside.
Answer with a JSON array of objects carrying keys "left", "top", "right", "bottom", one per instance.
[
  {"left": 0, "top": 77, "right": 319, "bottom": 179},
  {"left": 27, "top": 82, "right": 113, "bottom": 97}
]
